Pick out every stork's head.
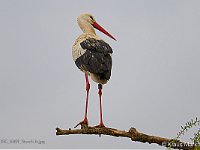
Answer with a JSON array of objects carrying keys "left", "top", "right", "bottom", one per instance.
[{"left": 77, "top": 13, "right": 116, "bottom": 41}]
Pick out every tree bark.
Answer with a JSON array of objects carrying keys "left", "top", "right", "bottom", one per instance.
[{"left": 56, "top": 124, "right": 195, "bottom": 150}]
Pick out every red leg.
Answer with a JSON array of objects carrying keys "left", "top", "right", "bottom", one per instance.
[
  {"left": 84, "top": 73, "right": 90, "bottom": 123},
  {"left": 74, "top": 72, "right": 90, "bottom": 128},
  {"left": 96, "top": 84, "right": 105, "bottom": 127}
]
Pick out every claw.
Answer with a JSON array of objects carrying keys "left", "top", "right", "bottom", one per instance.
[
  {"left": 93, "top": 122, "right": 105, "bottom": 128},
  {"left": 74, "top": 118, "right": 88, "bottom": 128}
]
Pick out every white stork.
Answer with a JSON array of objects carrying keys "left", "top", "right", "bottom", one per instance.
[{"left": 72, "top": 13, "right": 116, "bottom": 128}]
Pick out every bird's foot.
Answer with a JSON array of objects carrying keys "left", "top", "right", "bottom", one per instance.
[
  {"left": 93, "top": 122, "right": 105, "bottom": 128},
  {"left": 74, "top": 118, "right": 88, "bottom": 128}
]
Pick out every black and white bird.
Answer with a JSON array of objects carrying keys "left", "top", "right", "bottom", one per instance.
[{"left": 72, "top": 13, "right": 116, "bottom": 128}]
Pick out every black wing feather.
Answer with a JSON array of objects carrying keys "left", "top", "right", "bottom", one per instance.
[
  {"left": 80, "top": 38, "right": 113, "bottom": 54},
  {"left": 75, "top": 38, "right": 112, "bottom": 80}
]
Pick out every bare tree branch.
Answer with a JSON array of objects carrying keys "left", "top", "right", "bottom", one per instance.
[{"left": 56, "top": 125, "right": 195, "bottom": 150}]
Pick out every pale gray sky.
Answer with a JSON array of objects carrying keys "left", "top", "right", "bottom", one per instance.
[{"left": 0, "top": 0, "right": 200, "bottom": 149}]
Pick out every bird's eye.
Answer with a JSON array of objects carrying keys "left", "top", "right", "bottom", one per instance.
[{"left": 90, "top": 16, "right": 94, "bottom": 20}]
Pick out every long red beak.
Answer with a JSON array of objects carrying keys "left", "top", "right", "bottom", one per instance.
[{"left": 92, "top": 22, "right": 116, "bottom": 41}]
